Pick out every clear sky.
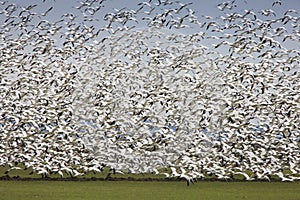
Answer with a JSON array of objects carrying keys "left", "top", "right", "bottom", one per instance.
[
  {"left": 7, "top": 0, "right": 299, "bottom": 51},
  {"left": 12, "top": 0, "right": 300, "bottom": 26},
  {"left": 14, "top": 0, "right": 300, "bottom": 21}
]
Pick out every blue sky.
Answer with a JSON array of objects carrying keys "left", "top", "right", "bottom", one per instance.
[
  {"left": 8, "top": 0, "right": 298, "bottom": 51},
  {"left": 15, "top": 0, "right": 300, "bottom": 20},
  {"left": 13, "top": 0, "right": 300, "bottom": 26}
]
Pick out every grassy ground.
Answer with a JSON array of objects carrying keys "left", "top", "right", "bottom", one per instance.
[
  {"left": 0, "top": 181, "right": 299, "bottom": 200},
  {"left": 1, "top": 165, "right": 299, "bottom": 200}
]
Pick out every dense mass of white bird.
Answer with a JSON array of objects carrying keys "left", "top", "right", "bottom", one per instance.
[{"left": 0, "top": 0, "right": 299, "bottom": 184}]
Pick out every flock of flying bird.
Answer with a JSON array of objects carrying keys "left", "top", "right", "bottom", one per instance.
[{"left": 0, "top": 0, "right": 299, "bottom": 185}]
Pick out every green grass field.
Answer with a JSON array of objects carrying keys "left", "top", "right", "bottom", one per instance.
[
  {"left": 1, "top": 165, "right": 299, "bottom": 200},
  {"left": 0, "top": 181, "right": 299, "bottom": 200}
]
